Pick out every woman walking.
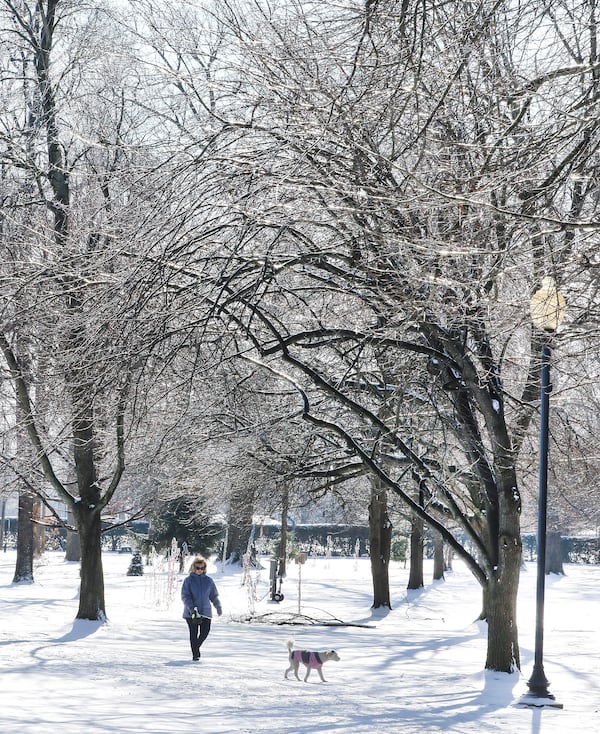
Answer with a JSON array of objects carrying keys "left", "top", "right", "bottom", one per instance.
[{"left": 181, "top": 556, "right": 222, "bottom": 660}]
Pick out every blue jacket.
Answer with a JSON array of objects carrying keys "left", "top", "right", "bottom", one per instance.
[{"left": 181, "top": 573, "right": 222, "bottom": 619}]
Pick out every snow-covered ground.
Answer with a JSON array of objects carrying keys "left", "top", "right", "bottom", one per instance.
[{"left": 1, "top": 549, "right": 598, "bottom": 733}]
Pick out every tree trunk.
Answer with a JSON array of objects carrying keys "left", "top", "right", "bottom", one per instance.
[
  {"left": 407, "top": 511, "right": 424, "bottom": 590},
  {"left": 74, "top": 504, "right": 105, "bottom": 620},
  {"left": 70, "top": 381, "right": 106, "bottom": 620},
  {"left": 483, "top": 537, "right": 521, "bottom": 672},
  {"left": 225, "top": 487, "right": 255, "bottom": 562},
  {"left": 13, "top": 491, "right": 35, "bottom": 583},
  {"left": 432, "top": 531, "right": 445, "bottom": 581},
  {"left": 32, "top": 500, "right": 45, "bottom": 558},
  {"left": 444, "top": 544, "right": 453, "bottom": 572},
  {"left": 65, "top": 506, "right": 81, "bottom": 561},
  {"left": 13, "top": 340, "right": 36, "bottom": 582},
  {"left": 545, "top": 530, "right": 564, "bottom": 575},
  {"left": 66, "top": 529, "right": 81, "bottom": 562},
  {"left": 368, "top": 479, "right": 392, "bottom": 608},
  {"left": 279, "top": 487, "right": 289, "bottom": 577}
]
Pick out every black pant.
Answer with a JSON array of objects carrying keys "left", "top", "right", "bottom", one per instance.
[{"left": 186, "top": 617, "right": 211, "bottom": 657}]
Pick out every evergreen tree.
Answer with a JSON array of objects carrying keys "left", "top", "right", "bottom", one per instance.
[
  {"left": 126, "top": 552, "right": 144, "bottom": 577},
  {"left": 148, "top": 496, "right": 223, "bottom": 558}
]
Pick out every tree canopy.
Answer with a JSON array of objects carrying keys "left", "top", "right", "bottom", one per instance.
[{"left": 1, "top": 0, "right": 599, "bottom": 672}]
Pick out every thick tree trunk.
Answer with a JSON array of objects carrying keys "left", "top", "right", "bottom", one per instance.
[
  {"left": 481, "top": 459, "right": 523, "bottom": 672},
  {"left": 480, "top": 496, "right": 522, "bottom": 673},
  {"left": 407, "top": 512, "right": 424, "bottom": 590},
  {"left": 13, "top": 492, "right": 35, "bottom": 583},
  {"left": 368, "top": 480, "right": 392, "bottom": 608},
  {"left": 483, "top": 543, "right": 521, "bottom": 672},
  {"left": 70, "top": 383, "right": 106, "bottom": 619},
  {"left": 74, "top": 504, "right": 105, "bottom": 620}
]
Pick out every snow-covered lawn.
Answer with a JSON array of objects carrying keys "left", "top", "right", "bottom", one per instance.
[{"left": 1, "top": 550, "right": 598, "bottom": 733}]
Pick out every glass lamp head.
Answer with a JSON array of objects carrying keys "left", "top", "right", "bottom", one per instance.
[{"left": 529, "top": 277, "right": 566, "bottom": 332}]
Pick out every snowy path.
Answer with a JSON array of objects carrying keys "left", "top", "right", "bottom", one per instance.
[{"left": 1, "top": 552, "right": 598, "bottom": 733}]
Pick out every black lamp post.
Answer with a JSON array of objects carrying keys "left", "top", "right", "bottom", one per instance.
[{"left": 523, "top": 277, "right": 566, "bottom": 708}]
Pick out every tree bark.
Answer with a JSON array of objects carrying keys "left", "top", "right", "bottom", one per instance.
[
  {"left": 407, "top": 511, "right": 424, "bottom": 590},
  {"left": 545, "top": 530, "right": 564, "bottom": 575},
  {"left": 65, "top": 530, "right": 81, "bottom": 563},
  {"left": 32, "top": 500, "right": 45, "bottom": 559},
  {"left": 70, "top": 382, "right": 105, "bottom": 619},
  {"left": 13, "top": 492, "right": 35, "bottom": 583},
  {"left": 483, "top": 534, "right": 521, "bottom": 672},
  {"left": 432, "top": 531, "right": 445, "bottom": 581},
  {"left": 74, "top": 503, "right": 105, "bottom": 619},
  {"left": 65, "top": 506, "right": 81, "bottom": 562},
  {"left": 368, "top": 479, "right": 392, "bottom": 608}
]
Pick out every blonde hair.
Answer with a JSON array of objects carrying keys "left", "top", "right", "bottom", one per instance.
[{"left": 188, "top": 556, "right": 207, "bottom": 574}]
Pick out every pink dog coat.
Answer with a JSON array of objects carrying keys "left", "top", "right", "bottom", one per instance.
[{"left": 292, "top": 650, "right": 322, "bottom": 669}]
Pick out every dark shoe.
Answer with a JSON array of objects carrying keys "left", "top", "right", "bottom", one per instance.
[{"left": 192, "top": 655, "right": 200, "bottom": 661}]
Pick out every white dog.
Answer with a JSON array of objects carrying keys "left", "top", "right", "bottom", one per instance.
[{"left": 284, "top": 639, "right": 340, "bottom": 682}]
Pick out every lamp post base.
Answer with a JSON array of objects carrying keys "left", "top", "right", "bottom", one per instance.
[
  {"left": 523, "top": 663, "right": 562, "bottom": 707},
  {"left": 518, "top": 692, "right": 564, "bottom": 709}
]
